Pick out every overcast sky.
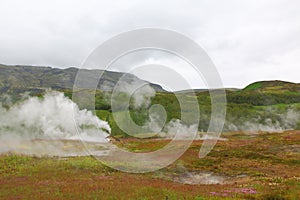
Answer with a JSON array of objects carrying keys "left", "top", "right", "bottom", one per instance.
[{"left": 0, "top": 0, "right": 299, "bottom": 89}]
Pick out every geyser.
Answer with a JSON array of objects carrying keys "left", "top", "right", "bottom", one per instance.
[{"left": 0, "top": 91, "right": 111, "bottom": 156}]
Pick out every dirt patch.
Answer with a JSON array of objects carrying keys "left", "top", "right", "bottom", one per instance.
[
  {"left": 172, "top": 171, "right": 227, "bottom": 185},
  {"left": 161, "top": 170, "right": 250, "bottom": 185}
]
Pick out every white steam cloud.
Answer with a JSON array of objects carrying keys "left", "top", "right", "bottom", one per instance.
[
  {"left": 227, "top": 108, "right": 300, "bottom": 133},
  {"left": 113, "top": 79, "right": 156, "bottom": 109},
  {"left": 0, "top": 91, "right": 111, "bottom": 156}
]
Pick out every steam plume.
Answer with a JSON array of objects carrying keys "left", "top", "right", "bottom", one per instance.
[{"left": 0, "top": 91, "right": 111, "bottom": 156}]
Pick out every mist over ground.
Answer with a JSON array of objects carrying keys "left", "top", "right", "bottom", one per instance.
[
  {"left": 1, "top": 88, "right": 299, "bottom": 157},
  {"left": 0, "top": 91, "right": 110, "bottom": 156}
]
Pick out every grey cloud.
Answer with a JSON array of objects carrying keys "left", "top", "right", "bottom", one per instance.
[{"left": 0, "top": 0, "right": 299, "bottom": 89}]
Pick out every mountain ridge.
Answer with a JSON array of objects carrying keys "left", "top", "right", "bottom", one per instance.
[
  {"left": 0, "top": 64, "right": 165, "bottom": 93},
  {"left": 0, "top": 64, "right": 299, "bottom": 95}
]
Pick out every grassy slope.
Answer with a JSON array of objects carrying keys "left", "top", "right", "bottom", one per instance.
[
  {"left": 2, "top": 80, "right": 300, "bottom": 137},
  {"left": 244, "top": 80, "right": 300, "bottom": 93}
]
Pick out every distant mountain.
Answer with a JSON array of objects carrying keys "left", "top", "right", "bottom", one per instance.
[
  {"left": 1, "top": 64, "right": 299, "bottom": 97},
  {"left": 243, "top": 80, "right": 300, "bottom": 94},
  {"left": 0, "top": 64, "right": 165, "bottom": 94}
]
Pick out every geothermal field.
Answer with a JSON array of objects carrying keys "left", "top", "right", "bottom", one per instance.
[
  {"left": 1, "top": 76, "right": 300, "bottom": 199},
  {"left": 1, "top": 2, "right": 300, "bottom": 198},
  {"left": 1, "top": 131, "right": 300, "bottom": 199}
]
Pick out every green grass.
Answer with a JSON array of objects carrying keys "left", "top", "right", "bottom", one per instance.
[{"left": 244, "top": 82, "right": 262, "bottom": 91}]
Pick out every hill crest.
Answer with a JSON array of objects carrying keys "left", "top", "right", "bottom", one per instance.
[{"left": 243, "top": 80, "right": 300, "bottom": 93}]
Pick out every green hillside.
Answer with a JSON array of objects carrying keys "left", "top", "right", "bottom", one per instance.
[{"left": 243, "top": 80, "right": 300, "bottom": 94}]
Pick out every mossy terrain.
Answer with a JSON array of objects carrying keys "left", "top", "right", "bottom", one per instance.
[{"left": 1, "top": 131, "right": 300, "bottom": 199}]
